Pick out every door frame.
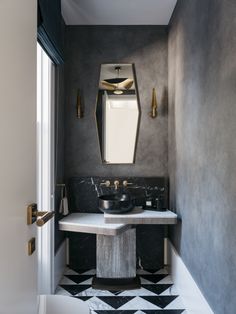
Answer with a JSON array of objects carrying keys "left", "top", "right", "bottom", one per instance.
[{"left": 37, "top": 43, "right": 56, "bottom": 294}]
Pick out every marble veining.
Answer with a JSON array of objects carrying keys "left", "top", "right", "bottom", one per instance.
[
  {"left": 66, "top": 176, "right": 168, "bottom": 271},
  {"left": 56, "top": 267, "right": 186, "bottom": 313}
]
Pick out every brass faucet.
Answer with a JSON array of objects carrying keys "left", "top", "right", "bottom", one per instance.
[
  {"left": 100, "top": 180, "right": 111, "bottom": 187},
  {"left": 122, "top": 180, "right": 133, "bottom": 187},
  {"left": 114, "top": 180, "right": 119, "bottom": 190}
]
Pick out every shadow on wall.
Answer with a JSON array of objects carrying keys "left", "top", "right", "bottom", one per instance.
[
  {"left": 160, "top": 86, "right": 168, "bottom": 117},
  {"left": 168, "top": 219, "right": 182, "bottom": 253}
]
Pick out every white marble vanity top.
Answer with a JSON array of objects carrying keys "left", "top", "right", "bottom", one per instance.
[
  {"left": 59, "top": 210, "right": 177, "bottom": 236},
  {"left": 104, "top": 208, "right": 177, "bottom": 224},
  {"left": 59, "top": 213, "right": 130, "bottom": 236}
]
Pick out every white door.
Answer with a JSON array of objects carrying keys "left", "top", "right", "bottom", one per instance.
[{"left": 0, "top": 1, "right": 38, "bottom": 313}]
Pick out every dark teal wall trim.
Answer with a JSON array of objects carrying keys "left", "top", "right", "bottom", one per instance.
[
  {"left": 38, "top": 25, "right": 64, "bottom": 64},
  {"left": 38, "top": 0, "right": 64, "bottom": 64}
]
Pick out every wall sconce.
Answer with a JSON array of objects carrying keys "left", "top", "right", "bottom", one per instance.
[
  {"left": 150, "top": 88, "right": 158, "bottom": 118},
  {"left": 76, "top": 89, "right": 84, "bottom": 118}
]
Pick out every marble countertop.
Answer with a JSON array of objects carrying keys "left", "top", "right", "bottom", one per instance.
[
  {"left": 59, "top": 213, "right": 130, "bottom": 236},
  {"left": 59, "top": 209, "right": 177, "bottom": 236},
  {"left": 104, "top": 208, "right": 177, "bottom": 224}
]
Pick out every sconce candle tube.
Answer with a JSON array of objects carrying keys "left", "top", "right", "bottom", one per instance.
[
  {"left": 76, "top": 89, "right": 83, "bottom": 118},
  {"left": 150, "top": 88, "right": 158, "bottom": 118}
]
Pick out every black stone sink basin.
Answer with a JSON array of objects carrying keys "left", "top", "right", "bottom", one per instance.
[{"left": 98, "top": 193, "right": 135, "bottom": 214}]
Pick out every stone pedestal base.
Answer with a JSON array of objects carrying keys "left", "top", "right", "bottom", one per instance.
[
  {"left": 93, "top": 228, "right": 140, "bottom": 290},
  {"left": 92, "top": 276, "right": 141, "bottom": 291}
]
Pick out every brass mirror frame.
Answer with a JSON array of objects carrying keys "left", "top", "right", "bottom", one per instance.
[{"left": 95, "top": 63, "right": 141, "bottom": 164}]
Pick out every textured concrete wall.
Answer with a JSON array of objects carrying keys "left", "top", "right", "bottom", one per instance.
[
  {"left": 168, "top": 1, "right": 236, "bottom": 313},
  {"left": 64, "top": 26, "right": 168, "bottom": 178}
]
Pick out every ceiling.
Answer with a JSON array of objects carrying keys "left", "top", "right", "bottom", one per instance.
[{"left": 61, "top": 0, "right": 177, "bottom": 25}]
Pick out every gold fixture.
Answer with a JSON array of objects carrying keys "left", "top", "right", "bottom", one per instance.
[
  {"left": 28, "top": 237, "right": 36, "bottom": 256},
  {"left": 36, "top": 211, "right": 55, "bottom": 227},
  {"left": 114, "top": 180, "right": 120, "bottom": 190},
  {"left": 150, "top": 88, "right": 158, "bottom": 118},
  {"left": 122, "top": 180, "right": 133, "bottom": 187},
  {"left": 101, "top": 66, "right": 134, "bottom": 94},
  {"left": 100, "top": 180, "right": 111, "bottom": 187},
  {"left": 76, "top": 89, "right": 83, "bottom": 118},
  {"left": 27, "top": 203, "right": 55, "bottom": 226},
  {"left": 101, "top": 79, "right": 134, "bottom": 92}
]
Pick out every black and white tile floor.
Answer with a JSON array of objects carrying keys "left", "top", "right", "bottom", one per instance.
[{"left": 55, "top": 267, "right": 186, "bottom": 314}]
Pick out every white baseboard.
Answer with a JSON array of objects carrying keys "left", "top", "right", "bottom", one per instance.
[
  {"left": 167, "top": 239, "right": 214, "bottom": 314},
  {"left": 54, "top": 239, "right": 67, "bottom": 292}
]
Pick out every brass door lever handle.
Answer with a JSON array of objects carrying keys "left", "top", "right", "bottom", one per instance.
[
  {"left": 27, "top": 203, "right": 55, "bottom": 226},
  {"left": 36, "top": 211, "right": 55, "bottom": 227}
]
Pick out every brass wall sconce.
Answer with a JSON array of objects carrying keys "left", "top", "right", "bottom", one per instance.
[
  {"left": 150, "top": 88, "right": 158, "bottom": 118},
  {"left": 76, "top": 89, "right": 84, "bottom": 118}
]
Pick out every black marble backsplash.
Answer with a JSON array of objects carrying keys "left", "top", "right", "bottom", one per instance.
[
  {"left": 66, "top": 176, "right": 168, "bottom": 270},
  {"left": 68, "top": 176, "right": 168, "bottom": 213}
]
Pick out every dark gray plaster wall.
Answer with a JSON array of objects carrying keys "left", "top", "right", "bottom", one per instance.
[
  {"left": 64, "top": 27, "right": 169, "bottom": 269},
  {"left": 168, "top": 1, "right": 236, "bottom": 313},
  {"left": 64, "top": 26, "right": 168, "bottom": 178}
]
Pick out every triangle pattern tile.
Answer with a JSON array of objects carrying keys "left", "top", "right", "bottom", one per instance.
[
  {"left": 142, "top": 310, "right": 185, "bottom": 314},
  {"left": 95, "top": 311, "right": 137, "bottom": 314},
  {"left": 59, "top": 284, "right": 90, "bottom": 296},
  {"left": 142, "top": 284, "right": 173, "bottom": 295},
  {"left": 118, "top": 287, "right": 157, "bottom": 297},
  {"left": 119, "top": 296, "right": 162, "bottom": 310},
  {"left": 143, "top": 269, "right": 161, "bottom": 274},
  {"left": 139, "top": 274, "right": 168, "bottom": 284},
  {"left": 164, "top": 296, "right": 185, "bottom": 310},
  {"left": 77, "top": 269, "right": 92, "bottom": 274},
  {"left": 76, "top": 278, "right": 94, "bottom": 285},
  {"left": 59, "top": 276, "right": 77, "bottom": 285},
  {"left": 140, "top": 296, "right": 178, "bottom": 309},
  {"left": 97, "top": 296, "right": 135, "bottom": 309},
  {"left": 155, "top": 268, "right": 169, "bottom": 275},
  {"left": 55, "top": 286, "right": 71, "bottom": 296},
  {"left": 156, "top": 275, "right": 173, "bottom": 284},
  {"left": 63, "top": 267, "right": 79, "bottom": 275},
  {"left": 109, "top": 290, "right": 124, "bottom": 296},
  {"left": 56, "top": 267, "right": 186, "bottom": 313},
  {"left": 160, "top": 285, "right": 178, "bottom": 296},
  {"left": 87, "top": 296, "right": 115, "bottom": 310},
  {"left": 73, "top": 296, "right": 93, "bottom": 301},
  {"left": 80, "top": 269, "right": 96, "bottom": 275},
  {"left": 77, "top": 287, "right": 114, "bottom": 297},
  {"left": 137, "top": 269, "right": 155, "bottom": 275},
  {"left": 140, "top": 277, "right": 157, "bottom": 285},
  {"left": 65, "top": 275, "right": 94, "bottom": 284}
]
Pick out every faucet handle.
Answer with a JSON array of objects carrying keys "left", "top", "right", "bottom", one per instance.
[
  {"left": 100, "top": 180, "right": 111, "bottom": 187},
  {"left": 123, "top": 180, "right": 133, "bottom": 187},
  {"left": 114, "top": 180, "right": 119, "bottom": 190}
]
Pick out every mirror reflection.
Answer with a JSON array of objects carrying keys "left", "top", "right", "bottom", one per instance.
[{"left": 96, "top": 64, "right": 140, "bottom": 164}]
